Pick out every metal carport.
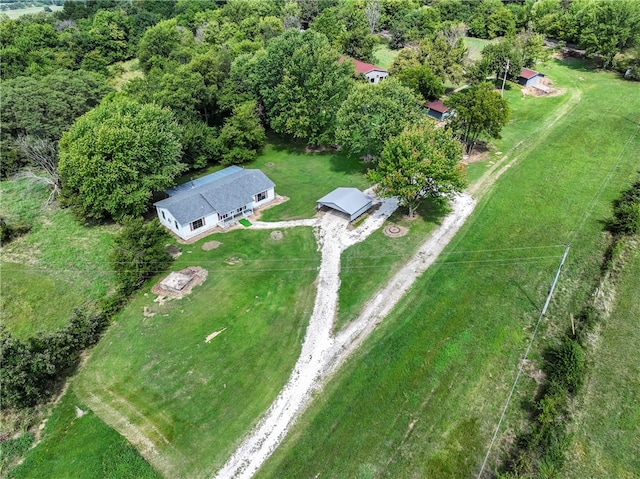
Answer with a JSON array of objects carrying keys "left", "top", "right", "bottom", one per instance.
[{"left": 317, "top": 188, "right": 372, "bottom": 221}]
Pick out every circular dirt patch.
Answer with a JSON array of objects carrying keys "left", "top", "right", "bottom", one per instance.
[
  {"left": 270, "top": 230, "right": 284, "bottom": 241},
  {"left": 383, "top": 224, "right": 409, "bottom": 238},
  {"left": 226, "top": 256, "right": 242, "bottom": 265},
  {"left": 202, "top": 240, "right": 222, "bottom": 251},
  {"left": 265, "top": 162, "right": 275, "bottom": 167}
]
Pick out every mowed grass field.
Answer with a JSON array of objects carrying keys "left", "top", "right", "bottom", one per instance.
[
  {"left": 255, "top": 61, "right": 640, "bottom": 478},
  {"left": 11, "top": 150, "right": 370, "bottom": 478},
  {"left": 565, "top": 242, "right": 640, "bottom": 479},
  {"left": 8, "top": 391, "right": 161, "bottom": 479}
]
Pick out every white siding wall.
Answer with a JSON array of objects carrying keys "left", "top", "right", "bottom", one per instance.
[
  {"left": 252, "top": 187, "right": 275, "bottom": 208},
  {"left": 157, "top": 187, "right": 276, "bottom": 240},
  {"left": 156, "top": 207, "right": 220, "bottom": 240},
  {"left": 365, "top": 70, "right": 389, "bottom": 84}
]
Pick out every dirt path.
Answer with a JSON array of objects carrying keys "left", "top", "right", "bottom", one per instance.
[
  {"left": 213, "top": 90, "right": 585, "bottom": 479},
  {"left": 214, "top": 193, "right": 473, "bottom": 479}
]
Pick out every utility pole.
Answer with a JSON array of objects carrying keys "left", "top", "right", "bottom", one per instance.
[{"left": 501, "top": 58, "right": 510, "bottom": 97}]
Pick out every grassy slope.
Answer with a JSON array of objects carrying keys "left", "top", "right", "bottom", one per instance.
[
  {"left": 8, "top": 391, "right": 161, "bottom": 479},
  {"left": 0, "top": 180, "right": 116, "bottom": 338},
  {"left": 464, "top": 37, "right": 495, "bottom": 61},
  {"left": 565, "top": 243, "right": 640, "bottom": 479},
  {"left": 255, "top": 61, "right": 640, "bottom": 478}
]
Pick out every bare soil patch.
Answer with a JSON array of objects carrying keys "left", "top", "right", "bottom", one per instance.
[
  {"left": 383, "top": 224, "right": 409, "bottom": 238},
  {"left": 165, "top": 244, "right": 181, "bottom": 259},
  {"left": 205, "top": 328, "right": 227, "bottom": 343},
  {"left": 202, "top": 240, "right": 222, "bottom": 251},
  {"left": 270, "top": 230, "right": 284, "bottom": 241},
  {"left": 151, "top": 266, "right": 207, "bottom": 303},
  {"left": 462, "top": 142, "right": 490, "bottom": 164}
]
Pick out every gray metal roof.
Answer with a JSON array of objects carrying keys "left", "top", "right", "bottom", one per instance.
[
  {"left": 317, "top": 188, "right": 372, "bottom": 220},
  {"left": 166, "top": 165, "right": 243, "bottom": 196},
  {"left": 155, "top": 168, "right": 274, "bottom": 225}
]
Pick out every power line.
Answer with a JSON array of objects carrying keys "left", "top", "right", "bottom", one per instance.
[{"left": 477, "top": 244, "right": 570, "bottom": 479}]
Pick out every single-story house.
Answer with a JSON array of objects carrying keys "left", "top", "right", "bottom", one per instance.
[
  {"left": 155, "top": 166, "right": 275, "bottom": 240},
  {"left": 339, "top": 56, "right": 389, "bottom": 84},
  {"left": 518, "top": 67, "right": 544, "bottom": 87},
  {"left": 426, "top": 99, "right": 452, "bottom": 121},
  {"left": 317, "top": 187, "right": 372, "bottom": 221}
]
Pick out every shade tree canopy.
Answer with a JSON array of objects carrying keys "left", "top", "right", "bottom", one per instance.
[
  {"left": 58, "top": 98, "right": 184, "bottom": 222},
  {"left": 368, "top": 121, "right": 467, "bottom": 218},
  {"left": 256, "top": 29, "right": 354, "bottom": 145},
  {"left": 335, "top": 78, "right": 423, "bottom": 160},
  {"left": 445, "top": 82, "right": 510, "bottom": 154}
]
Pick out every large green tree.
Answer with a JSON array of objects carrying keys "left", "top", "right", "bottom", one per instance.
[
  {"left": 335, "top": 78, "right": 423, "bottom": 159},
  {"left": 570, "top": 0, "right": 640, "bottom": 69},
  {"left": 257, "top": 29, "right": 354, "bottom": 145},
  {"left": 368, "top": 122, "right": 466, "bottom": 218},
  {"left": 216, "top": 100, "right": 267, "bottom": 165},
  {"left": 58, "top": 99, "right": 184, "bottom": 222},
  {"left": 446, "top": 82, "right": 510, "bottom": 154}
]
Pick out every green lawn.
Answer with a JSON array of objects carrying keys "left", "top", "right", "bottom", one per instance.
[
  {"left": 252, "top": 142, "right": 371, "bottom": 220},
  {"left": 0, "top": 179, "right": 117, "bottom": 338},
  {"left": 565, "top": 241, "right": 640, "bottom": 479},
  {"left": 255, "top": 60, "right": 640, "bottom": 478},
  {"left": 373, "top": 44, "right": 400, "bottom": 69},
  {"left": 336, "top": 200, "right": 447, "bottom": 331},
  {"left": 8, "top": 391, "right": 161, "bottom": 479},
  {"left": 1, "top": 5, "right": 63, "bottom": 19},
  {"left": 464, "top": 37, "right": 495, "bottom": 61},
  {"left": 68, "top": 226, "right": 320, "bottom": 477}
]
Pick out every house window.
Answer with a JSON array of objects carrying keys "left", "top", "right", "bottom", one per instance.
[
  {"left": 161, "top": 211, "right": 166, "bottom": 219},
  {"left": 256, "top": 191, "right": 267, "bottom": 202},
  {"left": 370, "top": 77, "right": 375, "bottom": 83},
  {"left": 221, "top": 212, "right": 230, "bottom": 220},
  {"left": 236, "top": 205, "right": 246, "bottom": 213},
  {"left": 174, "top": 220, "right": 179, "bottom": 229},
  {"left": 190, "top": 218, "right": 205, "bottom": 231}
]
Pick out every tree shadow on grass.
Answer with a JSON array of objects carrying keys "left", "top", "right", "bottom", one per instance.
[
  {"left": 329, "top": 154, "right": 369, "bottom": 176},
  {"left": 388, "top": 198, "right": 450, "bottom": 226},
  {"left": 551, "top": 57, "right": 598, "bottom": 73}
]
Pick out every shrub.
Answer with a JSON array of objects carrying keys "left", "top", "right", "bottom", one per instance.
[
  {"left": 0, "top": 307, "right": 107, "bottom": 409},
  {"left": 608, "top": 178, "right": 640, "bottom": 235},
  {"left": 546, "top": 339, "right": 586, "bottom": 395},
  {"left": 109, "top": 217, "right": 173, "bottom": 295}
]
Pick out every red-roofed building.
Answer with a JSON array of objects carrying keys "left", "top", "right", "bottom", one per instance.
[
  {"left": 426, "top": 99, "right": 452, "bottom": 121},
  {"left": 518, "top": 67, "right": 544, "bottom": 87},
  {"left": 339, "top": 56, "right": 389, "bottom": 84}
]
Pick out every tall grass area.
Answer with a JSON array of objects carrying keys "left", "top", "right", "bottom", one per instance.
[
  {"left": 8, "top": 391, "right": 161, "bottom": 479},
  {"left": 565, "top": 243, "right": 640, "bottom": 478},
  {"left": 0, "top": 179, "right": 117, "bottom": 338},
  {"left": 255, "top": 61, "right": 640, "bottom": 478}
]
